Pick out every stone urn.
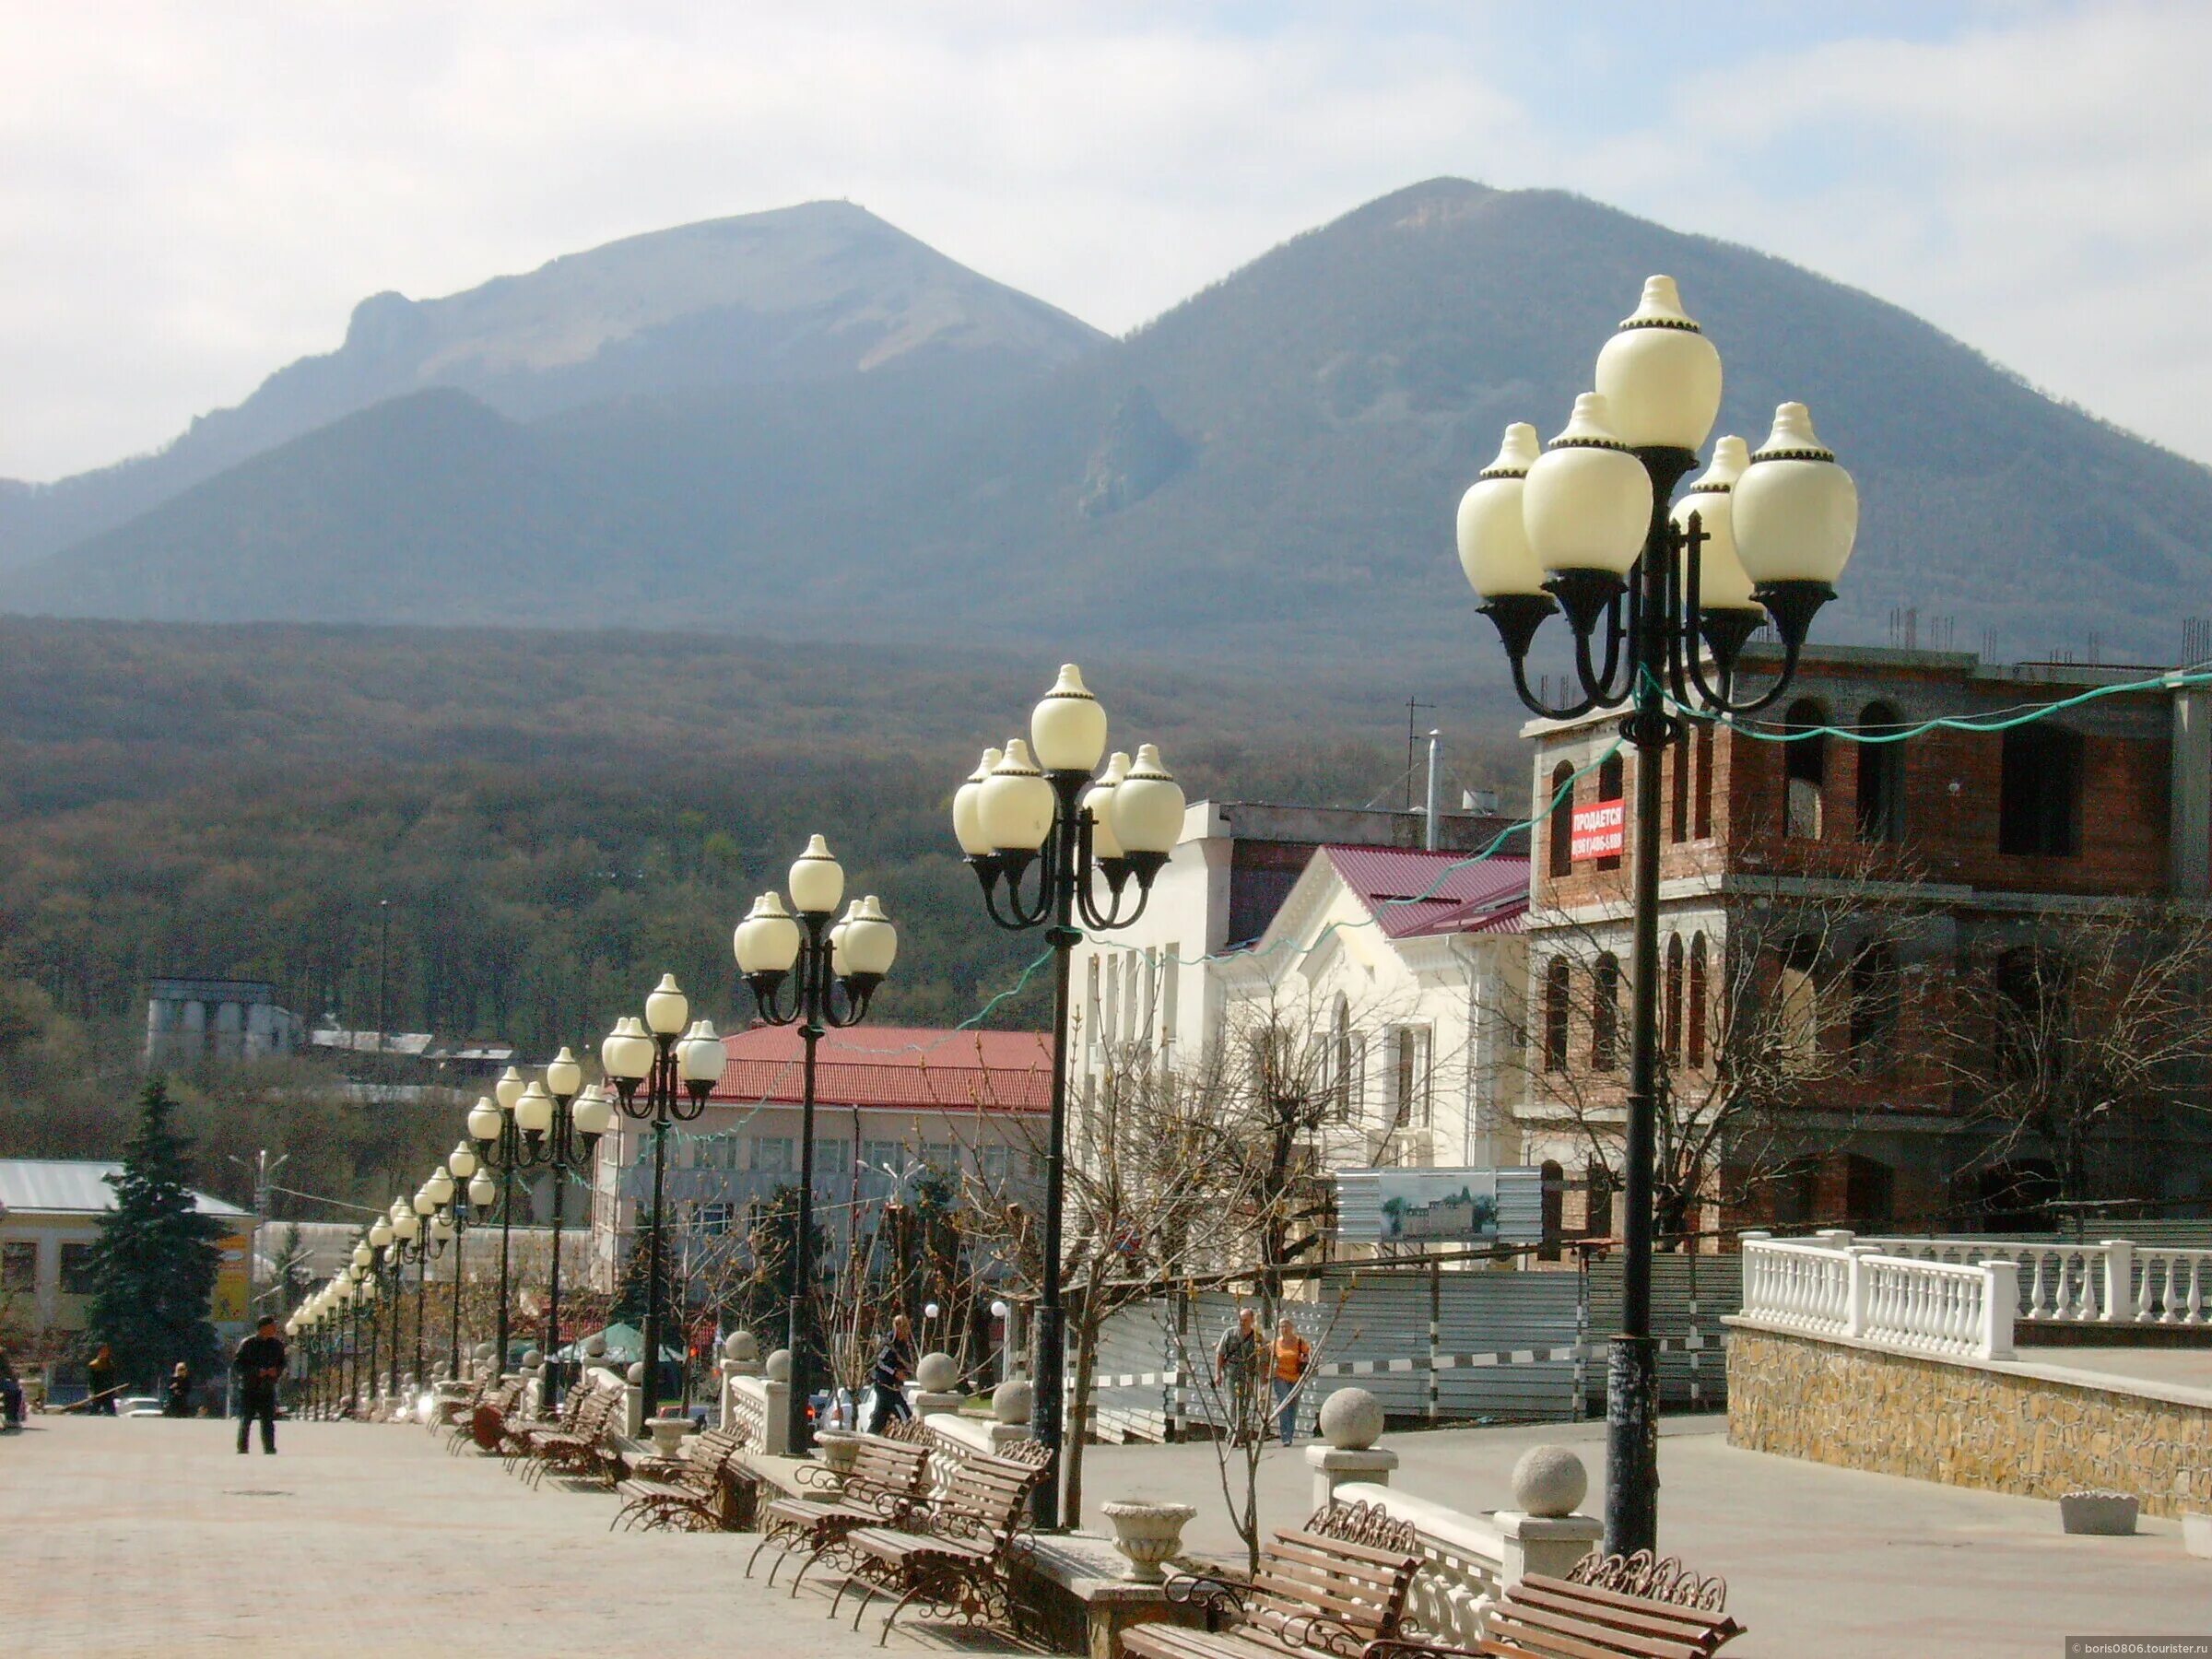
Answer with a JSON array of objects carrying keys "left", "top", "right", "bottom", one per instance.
[
  {"left": 2059, "top": 1490, "right": 2139, "bottom": 1535},
  {"left": 647, "top": 1415, "right": 691, "bottom": 1459},
  {"left": 816, "top": 1428, "right": 863, "bottom": 1476},
  {"left": 1100, "top": 1500, "right": 1198, "bottom": 1583}
]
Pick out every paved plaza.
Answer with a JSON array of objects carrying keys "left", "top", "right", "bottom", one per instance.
[{"left": 4, "top": 1407, "right": 2207, "bottom": 1657}]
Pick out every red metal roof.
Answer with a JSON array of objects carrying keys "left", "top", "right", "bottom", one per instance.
[
  {"left": 711, "top": 1023, "right": 1053, "bottom": 1114},
  {"left": 1320, "top": 846, "right": 1530, "bottom": 940}
]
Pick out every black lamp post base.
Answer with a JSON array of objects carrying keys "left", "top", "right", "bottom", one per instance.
[{"left": 1602, "top": 1333, "right": 1660, "bottom": 1557}]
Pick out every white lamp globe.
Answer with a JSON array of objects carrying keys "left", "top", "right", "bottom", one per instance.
[
  {"left": 495, "top": 1066, "right": 526, "bottom": 1113},
  {"left": 644, "top": 973, "right": 689, "bottom": 1037},
  {"left": 351, "top": 1242, "right": 373, "bottom": 1270},
  {"left": 788, "top": 835, "right": 845, "bottom": 916},
  {"left": 1082, "top": 752, "right": 1130, "bottom": 860},
  {"left": 370, "top": 1218, "right": 394, "bottom": 1249},
  {"left": 1672, "top": 435, "right": 1759, "bottom": 612},
  {"left": 1732, "top": 403, "right": 1859, "bottom": 586},
  {"left": 447, "top": 1140, "right": 477, "bottom": 1179},
  {"left": 515, "top": 1082, "right": 554, "bottom": 1135},
  {"left": 1030, "top": 664, "right": 1109, "bottom": 774},
  {"left": 430, "top": 1214, "right": 454, "bottom": 1242},
  {"left": 1109, "top": 744, "right": 1184, "bottom": 855},
  {"left": 841, "top": 897, "right": 898, "bottom": 977},
  {"left": 679, "top": 1021, "right": 726, "bottom": 1087},
  {"left": 394, "top": 1210, "right": 421, "bottom": 1241},
  {"left": 953, "top": 747, "right": 1004, "bottom": 857},
  {"left": 1523, "top": 394, "right": 1653, "bottom": 578},
  {"left": 543, "top": 1046, "right": 582, "bottom": 1099},
  {"left": 735, "top": 893, "right": 802, "bottom": 976},
  {"left": 979, "top": 739, "right": 1054, "bottom": 853},
  {"left": 466, "top": 1097, "right": 500, "bottom": 1144},
  {"left": 1455, "top": 423, "right": 1547, "bottom": 599},
  {"left": 1593, "top": 276, "right": 1724, "bottom": 451},
  {"left": 600, "top": 1016, "right": 653, "bottom": 1082},
  {"left": 468, "top": 1171, "right": 497, "bottom": 1209},
  {"left": 572, "top": 1084, "right": 614, "bottom": 1137},
  {"left": 426, "top": 1170, "right": 454, "bottom": 1206},
  {"left": 990, "top": 1299, "right": 1010, "bottom": 1320}
]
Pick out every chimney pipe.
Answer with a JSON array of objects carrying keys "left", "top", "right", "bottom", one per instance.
[{"left": 1424, "top": 730, "right": 1442, "bottom": 852}]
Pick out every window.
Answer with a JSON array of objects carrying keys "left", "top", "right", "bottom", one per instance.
[
  {"left": 1664, "top": 937, "right": 1685, "bottom": 1064},
  {"left": 1592, "top": 954, "right": 1621, "bottom": 1071},
  {"left": 1999, "top": 724, "right": 2083, "bottom": 856},
  {"left": 977, "top": 1145, "right": 1013, "bottom": 1186},
  {"left": 922, "top": 1142, "right": 958, "bottom": 1172},
  {"left": 1547, "top": 761, "right": 1575, "bottom": 878},
  {"left": 1783, "top": 699, "right": 1828, "bottom": 840},
  {"left": 861, "top": 1140, "right": 902, "bottom": 1176},
  {"left": 1542, "top": 959, "right": 1571, "bottom": 1072},
  {"left": 1390, "top": 1027, "right": 1431, "bottom": 1131},
  {"left": 1848, "top": 942, "right": 1900, "bottom": 1071},
  {"left": 751, "top": 1136, "right": 794, "bottom": 1175},
  {"left": 1688, "top": 935, "right": 1710, "bottom": 1067},
  {"left": 1855, "top": 702, "right": 1907, "bottom": 843},
  {"left": 697, "top": 1203, "right": 733, "bottom": 1236},
  {"left": 1694, "top": 724, "right": 1715, "bottom": 839},
  {"left": 60, "top": 1241, "right": 96, "bottom": 1296},
  {"left": 816, "top": 1139, "right": 853, "bottom": 1176},
  {"left": 1596, "top": 756, "right": 1625, "bottom": 872},
  {"left": 1776, "top": 936, "right": 1821, "bottom": 1071},
  {"left": 1, "top": 1240, "right": 34, "bottom": 1291},
  {"left": 1845, "top": 1155, "right": 1896, "bottom": 1227},
  {"left": 1331, "top": 995, "right": 1352, "bottom": 1118},
  {"left": 1669, "top": 735, "right": 1690, "bottom": 844}
]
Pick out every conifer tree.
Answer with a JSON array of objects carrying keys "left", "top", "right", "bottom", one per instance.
[{"left": 86, "top": 1077, "right": 223, "bottom": 1388}]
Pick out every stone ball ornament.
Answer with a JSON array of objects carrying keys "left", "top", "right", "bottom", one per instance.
[
  {"left": 723, "top": 1329, "right": 759, "bottom": 1364},
  {"left": 1318, "top": 1386, "right": 1385, "bottom": 1451},
  {"left": 1511, "top": 1444, "right": 1590, "bottom": 1518},
  {"left": 915, "top": 1351, "right": 960, "bottom": 1393},
  {"left": 765, "top": 1347, "right": 793, "bottom": 1382},
  {"left": 991, "top": 1379, "right": 1033, "bottom": 1424},
  {"left": 627, "top": 1362, "right": 646, "bottom": 1386}
]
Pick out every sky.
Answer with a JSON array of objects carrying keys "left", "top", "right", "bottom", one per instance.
[{"left": 6, "top": 0, "right": 2211, "bottom": 481}]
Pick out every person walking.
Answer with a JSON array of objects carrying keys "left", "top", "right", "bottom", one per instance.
[
  {"left": 1270, "top": 1316, "right": 1311, "bottom": 1448},
  {"left": 1213, "top": 1307, "right": 1262, "bottom": 1444},
  {"left": 865, "top": 1313, "right": 914, "bottom": 1434},
  {"left": 86, "top": 1342, "right": 119, "bottom": 1415},
  {"left": 232, "top": 1316, "right": 286, "bottom": 1454},
  {"left": 164, "top": 1361, "right": 194, "bottom": 1418},
  {"left": 0, "top": 1351, "right": 25, "bottom": 1430}
]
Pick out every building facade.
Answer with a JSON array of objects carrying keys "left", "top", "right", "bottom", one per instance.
[{"left": 145, "top": 977, "right": 303, "bottom": 1065}]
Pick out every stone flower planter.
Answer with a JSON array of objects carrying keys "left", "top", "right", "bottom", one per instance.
[
  {"left": 2059, "top": 1490, "right": 2138, "bottom": 1535},
  {"left": 816, "top": 1429, "right": 863, "bottom": 1476},
  {"left": 1099, "top": 1500, "right": 1197, "bottom": 1583},
  {"left": 647, "top": 1416, "right": 691, "bottom": 1459}
]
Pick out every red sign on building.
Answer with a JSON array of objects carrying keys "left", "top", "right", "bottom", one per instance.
[{"left": 1571, "top": 799, "right": 1625, "bottom": 861}]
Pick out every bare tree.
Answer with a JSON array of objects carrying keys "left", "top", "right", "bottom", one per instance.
[{"left": 1932, "top": 899, "right": 2212, "bottom": 1208}]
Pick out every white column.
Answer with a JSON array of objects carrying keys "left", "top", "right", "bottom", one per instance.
[
  {"left": 2100, "top": 1241, "right": 2135, "bottom": 1323},
  {"left": 1979, "top": 1260, "right": 2018, "bottom": 1360}
]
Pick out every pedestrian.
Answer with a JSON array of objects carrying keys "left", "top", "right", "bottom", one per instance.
[
  {"left": 1213, "top": 1307, "right": 1262, "bottom": 1444},
  {"left": 232, "top": 1315, "right": 286, "bottom": 1454},
  {"left": 164, "top": 1361, "right": 194, "bottom": 1418},
  {"left": 0, "top": 1350, "right": 24, "bottom": 1430},
  {"left": 86, "top": 1342, "right": 119, "bottom": 1415},
  {"left": 865, "top": 1312, "right": 914, "bottom": 1434},
  {"left": 1270, "top": 1316, "right": 1311, "bottom": 1448}
]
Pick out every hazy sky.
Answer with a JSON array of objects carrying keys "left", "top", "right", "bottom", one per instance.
[{"left": 6, "top": 1, "right": 2209, "bottom": 480}]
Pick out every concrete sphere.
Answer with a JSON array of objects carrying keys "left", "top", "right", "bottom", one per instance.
[
  {"left": 991, "top": 1379, "right": 1033, "bottom": 1424},
  {"left": 915, "top": 1351, "right": 959, "bottom": 1393},
  {"left": 723, "top": 1329, "right": 759, "bottom": 1364},
  {"left": 765, "top": 1347, "right": 793, "bottom": 1382},
  {"left": 1318, "top": 1387, "right": 1384, "bottom": 1451},
  {"left": 473, "top": 1342, "right": 496, "bottom": 1362},
  {"left": 626, "top": 1362, "right": 646, "bottom": 1386},
  {"left": 521, "top": 1348, "right": 543, "bottom": 1371},
  {"left": 582, "top": 1333, "right": 606, "bottom": 1358},
  {"left": 1512, "top": 1444, "right": 1589, "bottom": 1518}
]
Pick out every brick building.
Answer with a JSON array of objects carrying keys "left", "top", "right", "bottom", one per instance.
[{"left": 1516, "top": 643, "right": 2212, "bottom": 1241}]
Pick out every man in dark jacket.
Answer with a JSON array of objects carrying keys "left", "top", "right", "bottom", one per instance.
[
  {"left": 232, "top": 1316, "right": 286, "bottom": 1453},
  {"left": 865, "top": 1313, "right": 914, "bottom": 1434}
]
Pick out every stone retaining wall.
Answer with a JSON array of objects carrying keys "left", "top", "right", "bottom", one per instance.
[{"left": 1726, "top": 1323, "right": 2212, "bottom": 1517}]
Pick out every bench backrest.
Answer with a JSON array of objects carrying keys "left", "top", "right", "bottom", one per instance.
[
  {"left": 843, "top": 1433, "right": 933, "bottom": 1502},
  {"left": 1497, "top": 1569, "right": 1742, "bottom": 1659},
  {"left": 1242, "top": 1527, "right": 1420, "bottom": 1646},
  {"left": 928, "top": 1445, "right": 1051, "bottom": 1541}
]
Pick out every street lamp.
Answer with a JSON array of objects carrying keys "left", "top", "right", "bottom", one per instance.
[
  {"left": 735, "top": 836, "right": 898, "bottom": 1453},
  {"left": 952, "top": 664, "right": 1185, "bottom": 1526},
  {"left": 602, "top": 978, "right": 724, "bottom": 1418},
  {"left": 468, "top": 1065, "right": 533, "bottom": 1374},
  {"left": 440, "top": 1139, "right": 495, "bottom": 1382},
  {"left": 509, "top": 1053, "right": 608, "bottom": 1413},
  {"left": 1454, "top": 274, "right": 1857, "bottom": 1555}
]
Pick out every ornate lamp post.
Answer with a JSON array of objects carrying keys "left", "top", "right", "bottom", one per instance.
[
  {"left": 735, "top": 836, "right": 899, "bottom": 1454},
  {"left": 951, "top": 665, "right": 1185, "bottom": 1526},
  {"left": 512, "top": 1055, "right": 611, "bottom": 1413},
  {"left": 1453, "top": 274, "right": 1858, "bottom": 1554},
  {"left": 602, "top": 979, "right": 724, "bottom": 1419},
  {"left": 383, "top": 1196, "right": 425, "bottom": 1398},
  {"left": 440, "top": 1140, "right": 496, "bottom": 1382},
  {"left": 466, "top": 1066, "right": 532, "bottom": 1373}
]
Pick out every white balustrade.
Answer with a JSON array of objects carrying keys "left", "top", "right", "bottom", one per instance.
[
  {"left": 1740, "top": 1235, "right": 2015, "bottom": 1360},
  {"left": 1859, "top": 1235, "right": 2212, "bottom": 1328}
]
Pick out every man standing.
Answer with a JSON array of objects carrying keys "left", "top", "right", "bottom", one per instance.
[
  {"left": 232, "top": 1315, "right": 286, "bottom": 1454},
  {"left": 865, "top": 1312, "right": 914, "bottom": 1434},
  {"left": 1213, "top": 1307, "right": 1262, "bottom": 1445}
]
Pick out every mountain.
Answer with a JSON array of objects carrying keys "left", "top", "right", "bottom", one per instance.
[
  {"left": 9, "top": 180, "right": 2211, "bottom": 667},
  {"left": 0, "top": 200, "right": 1105, "bottom": 569}
]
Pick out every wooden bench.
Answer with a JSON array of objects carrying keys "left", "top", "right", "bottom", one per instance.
[
  {"left": 1127, "top": 1500, "right": 1423, "bottom": 1659},
  {"left": 612, "top": 1425, "right": 753, "bottom": 1532},
  {"left": 462, "top": 1379, "right": 527, "bottom": 1455},
  {"left": 1473, "top": 1554, "right": 1741, "bottom": 1659},
  {"left": 747, "top": 1425, "right": 935, "bottom": 1591},
  {"left": 830, "top": 1441, "right": 1054, "bottom": 1645},
  {"left": 516, "top": 1386, "right": 623, "bottom": 1488}
]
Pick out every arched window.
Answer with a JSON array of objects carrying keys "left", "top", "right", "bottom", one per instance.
[
  {"left": 1664, "top": 936, "right": 1685, "bottom": 1064},
  {"left": 1596, "top": 755, "right": 1625, "bottom": 873},
  {"left": 1783, "top": 699, "right": 1828, "bottom": 840},
  {"left": 1332, "top": 994, "right": 1352, "bottom": 1119},
  {"left": 1547, "top": 761, "right": 1575, "bottom": 879},
  {"left": 1541, "top": 959, "right": 1571, "bottom": 1073},
  {"left": 1777, "top": 935, "right": 1821, "bottom": 1071},
  {"left": 1592, "top": 954, "right": 1621, "bottom": 1071},
  {"left": 1694, "top": 724, "right": 1715, "bottom": 839},
  {"left": 1856, "top": 701, "right": 1908, "bottom": 843},
  {"left": 1688, "top": 935, "right": 1710, "bottom": 1067}
]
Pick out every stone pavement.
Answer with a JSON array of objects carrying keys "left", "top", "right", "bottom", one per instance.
[
  {"left": 0, "top": 1414, "right": 1025, "bottom": 1658},
  {"left": 1081, "top": 1414, "right": 2212, "bottom": 1659}
]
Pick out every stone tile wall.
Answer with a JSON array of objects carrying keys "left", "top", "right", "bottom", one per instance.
[{"left": 1726, "top": 1324, "right": 2212, "bottom": 1518}]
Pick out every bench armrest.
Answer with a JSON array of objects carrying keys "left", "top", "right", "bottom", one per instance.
[
  {"left": 1359, "top": 1641, "right": 1483, "bottom": 1659},
  {"left": 1163, "top": 1572, "right": 1246, "bottom": 1622}
]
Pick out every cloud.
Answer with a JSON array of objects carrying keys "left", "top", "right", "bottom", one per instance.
[{"left": 2, "top": 2, "right": 2207, "bottom": 478}]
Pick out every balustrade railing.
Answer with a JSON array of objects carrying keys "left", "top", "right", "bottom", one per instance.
[
  {"left": 1857, "top": 1234, "right": 2212, "bottom": 1328},
  {"left": 1739, "top": 1233, "right": 2014, "bottom": 1360}
]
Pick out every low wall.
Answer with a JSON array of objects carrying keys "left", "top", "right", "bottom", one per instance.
[{"left": 1726, "top": 1321, "right": 2212, "bottom": 1518}]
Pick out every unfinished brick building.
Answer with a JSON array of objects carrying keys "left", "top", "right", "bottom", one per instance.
[{"left": 1514, "top": 641, "right": 2212, "bottom": 1242}]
